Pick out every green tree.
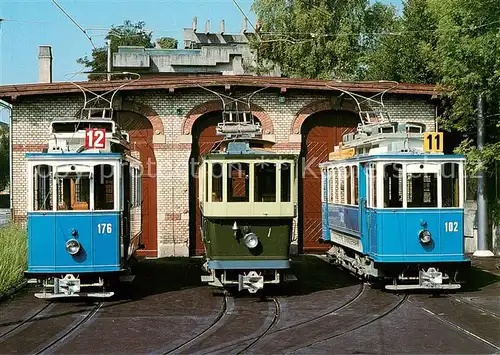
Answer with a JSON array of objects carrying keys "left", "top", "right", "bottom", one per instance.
[
  {"left": 157, "top": 37, "right": 178, "bottom": 49},
  {"left": 363, "top": 0, "right": 438, "bottom": 83},
  {"left": 250, "top": 0, "right": 397, "bottom": 80},
  {"left": 77, "top": 20, "right": 154, "bottom": 80},
  {"left": 0, "top": 123, "right": 9, "bottom": 192},
  {"left": 428, "top": 0, "right": 500, "bottom": 220}
]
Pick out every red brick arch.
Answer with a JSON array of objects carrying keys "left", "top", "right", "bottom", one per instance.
[
  {"left": 291, "top": 99, "right": 357, "bottom": 134},
  {"left": 182, "top": 100, "right": 274, "bottom": 135},
  {"left": 121, "top": 100, "right": 164, "bottom": 135}
]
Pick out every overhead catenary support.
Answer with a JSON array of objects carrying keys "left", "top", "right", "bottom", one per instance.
[{"left": 473, "top": 92, "right": 494, "bottom": 257}]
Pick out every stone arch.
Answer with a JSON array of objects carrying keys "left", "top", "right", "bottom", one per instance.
[
  {"left": 182, "top": 100, "right": 274, "bottom": 135},
  {"left": 121, "top": 100, "right": 164, "bottom": 136},
  {"left": 291, "top": 99, "right": 358, "bottom": 134}
]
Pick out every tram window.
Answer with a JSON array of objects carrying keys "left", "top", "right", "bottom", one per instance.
[
  {"left": 369, "top": 164, "right": 377, "bottom": 208},
  {"left": 57, "top": 174, "right": 90, "bottom": 210},
  {"left": 442, "top": 163, "right": 460, "bottom": 207},
  {"left": 255, "top": 163, "right": 276, "bottom": 202},
  {"left": 94, "top": 165, "right": 114, "bottom": 210},
  {"left": 328, "top": 168, "right": 334, "bottom": 203},
  {"left": 33, "top": 165, "right": 53, "bottom": 211},
  {"left": 340, "top": 167, "right": 346, "bottom": 204},
  {"left": 212, "top": 163, "right": 223, "bottom": 202},
  {"left": 333, "top": 168, "right": 339, "bottom": 203},
  {"left": 281, "top": 163, "right": 291, "bottom": 202},
  {"left": 346, "top": 166, "right": 352, "bottom": 205},
  {"left": 204, "top": 163, "right": 209, "bottom": 203},
  {"left": 227, "top": 163, "right": 249, "bottom": 202},
  {"left": 353, "top": 165, "right": 358, "bottom": 205},
  {"left": 407, "top": 172, "right": 437, "bottom": 207},
  {"left": 384, "top": 164, "right": 403, "bottom": 208}
]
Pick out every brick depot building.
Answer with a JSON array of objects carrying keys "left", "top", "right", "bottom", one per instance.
[{"left": 0, "top": 75, "right": 439, "bottom": 257}]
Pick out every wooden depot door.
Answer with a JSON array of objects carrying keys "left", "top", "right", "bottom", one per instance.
[
  {"left": 191, "top": 113, "right": 221, "bottom": 256},
  {"left": 300, "top": 111, "right": 358, "bottom": 253},
  {"left": 119, "top": 112, "right": 158, "bottom": 257}
]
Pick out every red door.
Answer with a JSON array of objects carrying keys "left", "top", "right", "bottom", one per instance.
[
  {"left": 301, "top": 111, "right": 358, "bottom": 253},
  {"left": 191, "top": 113, "right": 222, "bottom": 256},
  {"left": 127, "top": 127, "right": 158, "bottom": 257}
]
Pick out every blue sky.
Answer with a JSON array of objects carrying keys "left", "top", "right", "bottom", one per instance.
[
  {"left": 0, "top": 0, "right": 401, "bottom": 122},
  {"left": 0, "top": 0, "right": 402, "bottom": 85}
]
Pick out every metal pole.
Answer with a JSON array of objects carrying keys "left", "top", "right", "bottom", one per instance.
[
  {"left": 107, "top": 38, "right": 111, "bottom": 81},
  {"left": 0, "top": 100, "right": 13, "bottom": 219},
  {"left": 474, "top": 92, "right": 494, "bottom": 257}
]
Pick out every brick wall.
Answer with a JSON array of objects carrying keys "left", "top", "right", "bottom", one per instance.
[{"left": 11, "top": 89, "right": 436, "bottom": 257}]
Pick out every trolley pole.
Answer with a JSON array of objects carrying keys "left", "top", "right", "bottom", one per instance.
[
  {"left": 107, "top": 39, "right": 111, "bottom": 82},
  {"left": 473, "top": 93, "right": 494, "bottom": 257}
]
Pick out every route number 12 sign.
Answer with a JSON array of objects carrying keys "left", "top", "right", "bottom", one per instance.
[{"left": 85, "top": 128, "right": 106, "bottom": 149}]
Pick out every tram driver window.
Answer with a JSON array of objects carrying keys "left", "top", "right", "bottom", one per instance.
[
  {"left": 407, "top": 170, "right": 437, "bottom": 208},
  {"left": 255, "top": 163, "right": 276, "bottom": 202},
  {"left": 384, "top": 164, "right": 403, "bottom": 208},
  {"left": 442, "top": 163, "right": 460, "bottom": 207},
  {"left": 281, "top": 163, "right": 291, "bottom": 202},
  {"left": 57, "top": 173, "right": 90, "bottom": 210},
  {"left": 94, "top": 164, "right": 114, "bottom": 210},
  {"left": 227, "top": 163, "right": 249, "bottom": 202},
  {"left": 33, "top": 165, "right": 53, "bottom": 211},
  {"left": 212, "top": 163, "right": 223, "bottom": 202}
]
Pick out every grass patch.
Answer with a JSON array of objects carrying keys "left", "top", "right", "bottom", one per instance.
[{"left": 0, "top": 224, "right": 27, "bottom": 294}]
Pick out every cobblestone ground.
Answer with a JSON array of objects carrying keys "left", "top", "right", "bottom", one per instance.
[{"left": 0, "top": 255, "right": 498, "bottom": 354}]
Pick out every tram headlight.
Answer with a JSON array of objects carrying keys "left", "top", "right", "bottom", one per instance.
[
  {"left": 65, "top": 239, "right": 81, "bottom": 255},
  {"left": 243, "top": 233, "right": 259, "bottom": 249},
  {"left": 419, "top": 230, "right": 432, "bottom": 244}
]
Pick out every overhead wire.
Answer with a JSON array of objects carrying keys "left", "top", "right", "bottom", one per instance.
[{"left": 50, "top": 0, "right": 97, "bottom": 50}]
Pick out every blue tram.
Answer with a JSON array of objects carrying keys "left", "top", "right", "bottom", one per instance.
[
  {"left": 24, "top": 117, "right": 143, "bottom": 299},
  {"left": 320, "top": 121, "right": 470, "bottom": 290}
]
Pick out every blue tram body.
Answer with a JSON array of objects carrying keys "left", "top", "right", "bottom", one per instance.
[
  {"left": 25, "top": 127, "right": 143, "bottom": 299},
  {"left": 320, "top": 122, "right": 470, "bottom": 290}
]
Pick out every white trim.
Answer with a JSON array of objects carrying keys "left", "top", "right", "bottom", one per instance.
[{"left": 459, "top": 162, "right": 464, "bottom": 209}]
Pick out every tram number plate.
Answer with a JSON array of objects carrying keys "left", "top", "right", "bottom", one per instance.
[
  {"left": 423, "top": 132, "right": 444, "bottom": 153},
  {"left": 85, "top": 128, "right": 106, "bottom": 149}
]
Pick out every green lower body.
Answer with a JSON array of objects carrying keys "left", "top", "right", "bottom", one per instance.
[{"left": 201, "top": 217, "right": 292, "bottom": 261}]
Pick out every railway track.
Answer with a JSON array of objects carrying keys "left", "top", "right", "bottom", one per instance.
[
  {"left": 288, "top": 293, "right": 409, "bottom": 353},
  {"left": 163, "top": 295, "right": 230, "bottom": 355},
  {"left": 34, "top": 302, "right": 103, "bottom": 355},
  {"left": 0, "top": 303, "right": 54, "bottom": 341}
]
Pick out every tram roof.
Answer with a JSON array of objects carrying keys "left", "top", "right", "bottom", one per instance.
[
  {"left": 202, "top": 153, "right": 297, "bottom": 160},
  {"left": 319, "top": 153, "right": 465, "bottom": 166},
  {"left": 26, "top": 152, "right": 123, "bottom": 159}
]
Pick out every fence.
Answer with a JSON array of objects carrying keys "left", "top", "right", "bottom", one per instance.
[{"left": 0, "top": 209, "right": 11, "bottom": 227}]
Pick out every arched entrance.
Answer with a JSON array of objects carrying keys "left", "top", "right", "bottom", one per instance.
[
  {"left": 188, "top": 110, "right": 267, "bottom": 256},
  {"left": 299, "top": 110, "right": 359, "bottom": 253},
  {"left": 117, "top": 111, "right": 158, "bottom": 257}
]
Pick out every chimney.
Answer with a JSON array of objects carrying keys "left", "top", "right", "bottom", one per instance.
[
  {"left": 241, "top": 18, "right": 247, "bottom": 33},
  {"left": 220, "top": 20, "right": 225, "bottom": 34},
  {"left": 192, "top": 16, "right": 198, "bottom": 32},
  {"left": 38, "top": 45, "right": 53, "bottom": 83},
  {"left": 205, "top": 20, "right": 211, "bottom": 34}
]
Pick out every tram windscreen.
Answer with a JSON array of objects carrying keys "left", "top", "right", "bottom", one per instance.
[
  {"left": 384, "top": 164, "right": 403, "bottom": 208},
  {"left": 281, "top": 163, "right": 291, "bottom": 202},
  {"left": 227, "top": 163, "right": 249, "bottom": 202},
  {"left": 33, "top": 165, "right": 53, "bottom": 211},
  {"left": 255, "top": 163, "right": 276, "bottom": 202},
  {"left": 94, "top": 164, "right": 114, "bottom": 210},
  {"left": 442, "top": 163, "right": 460, "bottom": 207},
  {"left": 407, "top": 172, "right": 437, "bottom": 208},
  {"left": 57, "top": 174, "right": 90, "bottom": 210}
]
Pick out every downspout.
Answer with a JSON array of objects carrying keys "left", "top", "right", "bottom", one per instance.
[{"left": 0, "top": 100, "right": 12, "bottom": 217}]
